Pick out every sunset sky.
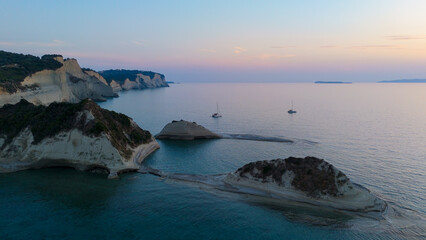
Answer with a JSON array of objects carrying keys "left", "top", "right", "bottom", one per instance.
[{"left": 1, "top": 0, "right": 426, "bottom": 82}]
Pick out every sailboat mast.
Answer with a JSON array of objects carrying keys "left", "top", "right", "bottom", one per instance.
[
  {"left": 216, "top": 103, "right": 219, "bottom": 113},
  {"left": 291, "top": 100, "right": 294, "bottom": 110}
]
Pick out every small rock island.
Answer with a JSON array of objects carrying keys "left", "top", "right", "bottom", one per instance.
[
  {"left": 0, "top": 99, "right": 159, "bottom": 178},
  {"left": 156, "top": 120, "right": 221, "bottom": 140},
  {"left": 224, "top": 157, "right": 387, "bottom": 213}
]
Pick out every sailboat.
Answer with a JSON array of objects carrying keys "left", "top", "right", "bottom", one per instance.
[
  {"left": 288, "top": 100, "right": 297, "bottom": 114},
  {"left": 212, "top": 103, "right": 222, "bottom": 118}
]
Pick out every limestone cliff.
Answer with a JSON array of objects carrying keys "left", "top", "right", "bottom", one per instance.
[
  {"left": 0, "top": 99, "right": 159, "bottom": 178},
  {"left": 99, "top": 69, "right": 169, "bottom": 92},
  {"left": 83, "top": 69, "right": 109, "bottom": 86},
  {"left": 0, "top": 51, "right": 116, "bottom": 107}
]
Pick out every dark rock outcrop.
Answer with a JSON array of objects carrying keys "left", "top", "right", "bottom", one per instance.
[
  {"left": 235, "top": 157, "right": 350, "bottom": 198},
  {"left": 225, "top": 157, "right": 387, "bottom": 212}
]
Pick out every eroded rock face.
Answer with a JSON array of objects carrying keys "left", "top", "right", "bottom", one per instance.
[
  {"left": 83, "top": 69, "right": 109, "bottom": 86},
  {"left": 99, "top": 70, "right": 169, "bottom": 93},
  {"left": 0, "top": 53, "right": 116, "bottom": 107},
  {"left": 156, "top": 120, "right": 221, "bottom": 140},
  {"left": 225, "top": 157, "right": 387, "bottom": 212},
  {"left": 0, "top": 99, "right": 159, "bottom": 178}
]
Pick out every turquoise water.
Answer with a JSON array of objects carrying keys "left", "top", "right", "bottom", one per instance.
[{"left": 1, "top": 83, "right": 425, "bottom": 239}]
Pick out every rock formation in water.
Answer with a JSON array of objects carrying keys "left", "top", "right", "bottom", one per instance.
[
  {"left": 99, "top": 69, "right": 169, "bottom": 92},
  {"left": 0, "top": 99, "right": 159, "bottom": 178},
  {"left": 156, "top": 120, "right": 221, "bottom": 140},
  {"left": 224, "top": 157, "right": 387, "bottom": 213},
  {"left": 0, "top": 50, "right": 116, "bottom": 107}
]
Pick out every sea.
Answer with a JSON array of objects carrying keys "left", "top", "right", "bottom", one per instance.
[{"left": 0, "top": 83, "right": 425, "bottom": 240}]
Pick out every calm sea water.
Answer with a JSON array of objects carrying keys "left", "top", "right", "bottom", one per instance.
[{"left": 0, "top": 83, "right": 425, "bottom": 239}]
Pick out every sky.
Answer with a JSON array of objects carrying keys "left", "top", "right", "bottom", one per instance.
[{"left": 1, "top": 0, "right": 426, "bottom": 82}]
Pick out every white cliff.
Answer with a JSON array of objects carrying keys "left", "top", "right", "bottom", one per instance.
[
  {"left": 122, "top": 78, "right": 140, "bottom": 91},
  {"left": 110, "top": 80, "right": 123, "bottom": 92},
  {"left": 0, "top": 56, "right": 116, "bottom": 107},
  {"left": 0, "top": 99, "right": 159, "bottom": 178},
  {"left": 138, "top": 73, "right": 167, "bottom": 88},
  {"left": 99, "top": 70, "right": 169, "bottom": 93},
  {"left": 83, "top": 69, "right": 109, "bottom": 86}
]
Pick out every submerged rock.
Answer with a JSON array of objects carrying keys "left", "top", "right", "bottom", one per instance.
[
  {"left": 0, "top": 99, "right": 159, "bottom": 178},
  {"left": 224, "top": 157, "right": 387, "bottom": 213},
  {"left": 155, "top": 120, "right": 221, "bottom": 140}
]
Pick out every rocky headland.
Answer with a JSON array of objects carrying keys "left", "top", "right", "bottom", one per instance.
[
  {"left": 0, "top": 50, "right": 116, "bottom": 107},
  {"left": 156, "top": 120, "right": 221, "bottom": 140},
  {"left": 99, "top": 69, "right": 169, "bottom": 92},
  {"left": 224, "top": 157, "right": 387, "bottom": 213},
  {"left": 0, "top": 51, "right": 170, "bottom": 107},
  {"left": 0, "top": 99, "right": 159, "bottom": 178}
]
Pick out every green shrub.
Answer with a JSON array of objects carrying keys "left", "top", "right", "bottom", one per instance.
[{"left": 263, "top": 165, "right": 272, "bottom": 174}]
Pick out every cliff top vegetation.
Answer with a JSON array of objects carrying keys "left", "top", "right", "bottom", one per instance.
[
  {"left": 0, "top": 99, "right": 152, "bottom": 158},
  {"left": 0, "top": 50, "right": 63, "bottom": 93},
  {"left": 99, "top": 69, "right": 164, "bottom": 85}
]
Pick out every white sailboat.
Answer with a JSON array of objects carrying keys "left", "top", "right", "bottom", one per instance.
[
  {"left": 288, "top": 100, "right": 297, "bottom": 114},
  {"left": 212, "top": 103, "right": 222, "bottom": 118}
]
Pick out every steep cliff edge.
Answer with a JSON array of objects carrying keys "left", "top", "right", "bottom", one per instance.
[
  {"left": 0, "top": 51, "right": 116, "bottom": 107},
  {"left": 99, "top": 69, "right": 169, "bottom": 92},
  {"left": 224, "top": 157, "right": 387, "bottom": 213},
  {"left": 0, "top": 99, "right": 159, "bottom": 178}
]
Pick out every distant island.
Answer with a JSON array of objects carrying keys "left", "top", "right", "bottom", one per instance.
[
  {"left": 378, "top": 79, "right": 426, "bottom": 83},
  {"left": 314, "top": 81, "right": 352, "bottom": 84}
]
